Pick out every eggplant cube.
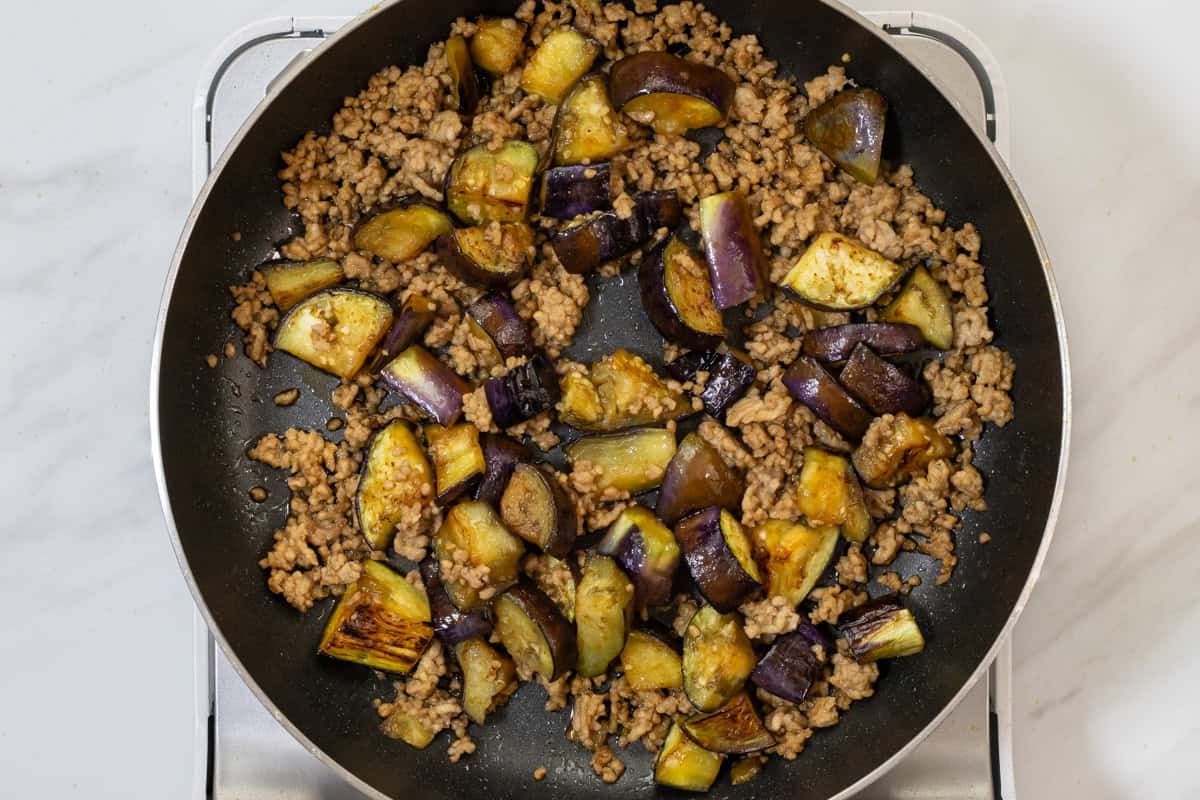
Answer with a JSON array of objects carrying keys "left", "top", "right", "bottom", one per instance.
[
  {"left": 494, "top": 581, "right": 577, "bottom": 680},
  {"left": 557, "top": 348, "right": 688, "bottom": 432},
  {"left": 355, "top": 420, "right": 434, "bottom": 549},
  {"left": 274, "top": 288, "right": 394, "bottom": 380},
  {"left": 639, "top": 235, "right": 725, "bottom": 350},
  {"left": 261, "top": 259, "right": 345, "bottom": 312},
  {"left": 354, "top": 202, "right": 453, "bottom": 263},
  {"left": 473, "top": 433, "right": 530, "bottom": 506},
  {"left": 881, "top": 265, "right": 955, "bottom": 350},
  {"left": 434, "top": 500, "right": 526, "bottom": 611},
  {"left": 564, "top": 428, "right": 678, "bottom": 495},
  {"left": 655, "top": 721, "right": 724, "bottom": 792},
  {"left": 749, "top": 629, "right": 823, "bottom": 703},
  {"left": 456, "top": 637, "right": 518, "bottom": 724},
  {"left": 795, "top": 448, "right": 873, "bottom": 543},
  {"left": 699, "top": 191, "right": 768, "bottom": 310},
  {"left": 852, "top": 412, "right": 955, "bottom": 489},
  {"left": 838, "top": 343, "right": 930, "bottom": 416},
  {"left": 781, "top": 232, "right": 907, "bottom": 311},
  {"left": 419, "top": 557, "right": 493, "bottom": 646},
  {"left": 782, "top": 355, "right": 873, "bottom": 441},
  {"left": 838, "top": 593, "right": 926, "bottom": 662},
  {"left": 445, "top": 141, "right": 540, "bottom": 225},
  {"left": 499, "top": 463, "right": 579, "bottom": 558},
  {"left": 682, "top": 604, "right": 757, "bottom": 712},
  {"left": 380, "top": 345, "right": 471, "bottom": 426},
  {"left": 485, "top": 354, "right": 561, "bottom": 428},
  {"left": 681, "top": 692, "right": 774, "bottom": 754},
  {"left": 609, "top": 52, "right": 736, "bottom": 136},
  {"left": 520, "top": 28, "right": 599, "bottom": 103},
  {"left": 598, "top": 504, "right": 680, "bottom": 608},
  {"left": 445, "top": 34, "right": 481, "bottom": 113},
  {"left": 619, "top": 629, "right": 683, "bottom": 690},
  {"left": 381, "top": 706, "right": 439, "bottom": 749},
  {"left": 802, "top": 322, "right": 925, "bottom": 363},
  {"left": 751, "top": 519, "right": 840, "bottom": 606},
  {"left": 470, "top": 18, "right": 527, "bottom": 76},
  {"left": 466, "top": 293, "right": 533, "bottom": 361},
  {"left": 574, "top": 554, "right": 635, "bottom": 677},
  {"left": 424, "top": 422, "right": 486, "bottom": 505},
  {"left": 437, "top": 222, "right": 533, "bottom": 290},
  {"left": 666, "top": 350, "right": 757, "bottom": 419},
  {"left": 318, "top": 560, "right": 433, "bottom": 673},
  {"left": 366, "top": 294, "right": 437, "bottom": 375},
  {"left": 676, "top": 507, "right": 763, "bottom": 613},
  {"left": 539, "top": 163, "right": 613, "bottom": 220},
  {"left": 804, "top": 87, "right": 888, "bottom": 185},
  {"left": 656, "top": 432, "right": 744, "bottom": 527},
  {"left": 552, "top": 73, "right": 631, "bottom": 165}
]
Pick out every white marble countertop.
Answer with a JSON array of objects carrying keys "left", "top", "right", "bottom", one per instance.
[{"left": 2, "top": 0, "right": 1197, "bottom": 797}]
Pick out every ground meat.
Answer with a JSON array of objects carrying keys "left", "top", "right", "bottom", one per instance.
[
  {"left": 273, "top": 388, "right": 300, "bottom": 406},
  {"left": 229, "top": 272, "right": 279, "bottom": 366},
  {"left": 830, "top": 648, "right": 879, "bottom": 702},
  {"left": 740, "top": 595, "right": 801, "bottom": 640},
  {"left": 808, "top": 586, "right": 868, "bottom": 625},
  {"left": 836, "top": 544, "right": 869, "bottom": 586}
]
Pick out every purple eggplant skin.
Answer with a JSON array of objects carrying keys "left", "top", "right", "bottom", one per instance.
[
  {"left": 675, "top": 507, "right": 763, "bottom": 613},
  {"left": 699, "top": 191, "right": 768, "bottom": 310},
  {"left": 597, "top": 506, "right": 680, "bottom": 608},
  {"left": 550, "top": 190, "right": 682, "bottom": 274},
  {"left": 499, "top": 463, "right": 580, "bottom": 558},
  {"left": 437, "top": 223, "right": 533, "bottom": 290},
  {"left": 837, "top": 592, "right": 925, "bottom": 662},
  {"left": 666, "top": 350, "right": 756, "bottom": 419},
  {"left": 607, "top": 52, "right": 736, "bottom": 134},
  {"left": 657, "top": 432, "right": 744, "bottom": 526},
  {"left": 466, "top": 293, "right": 533, "bottom": 360},
  {"left": 419, "top": 557, "right": 493, "bottom": 646},
  {"left": 495, "top": 580, "right": 578, "bottom": 680},
  {"left": 804, "top": 87, "right": 888, "bottom": 185},
  {"left": 539, "top": 163, "right": 612, "bottom": 220},
  {"left": 638, "top": 236, "right": 725, "bottom": 350},
  {"left": 366, "top": 294, "right": 438, "bottom": 375},
  {"left": 749, "top": 630, "right": 822, "bottom": 703},
  {"left": 484, "top": 353, "right": 561, "bottom": 428},
  {"left": 782, "top": 356, "right": 873, "bottom": 441},
  {"left": 380, "top": 345, "right": 471, "bottom": 426},
  {"left": 838, "top": 343, "right": 930, "bottom": 416},
  {"left": 802, "top": 322, "right": 926, "bottom": 363},
  {"left": 474, "top": 433, "right": 530, "bottom": 506}
]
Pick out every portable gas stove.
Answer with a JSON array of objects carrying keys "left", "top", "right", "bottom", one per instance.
[{"left": 187, "top": 12, "right": 1017, "bottom": 797}]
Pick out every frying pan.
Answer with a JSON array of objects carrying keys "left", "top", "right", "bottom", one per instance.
[{"left": 151, "top": 1, "right": 1070, "bottom": 797}]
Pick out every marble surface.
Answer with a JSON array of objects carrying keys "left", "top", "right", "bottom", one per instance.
[{"left": 1, "top": 0, "right": 1196, "bottom": 797}]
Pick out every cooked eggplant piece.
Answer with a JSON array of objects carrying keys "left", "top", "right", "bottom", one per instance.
[
  {"left": 699, "top": 191, "right": 768, "bottom": 310},
  {"left": 261, "top": 259, "right": 345, "bottom": 312},
  {"left": 881, "top": 265, "right": 955, "bottom": 350},
  {"left": 838, "top": 593, "right": 925, "bottom": 662},
  {"left": 657, "top": 432, "right": 744, "bottom": 527},
  {"left": 470, "top": 18, "right": 527, "bottom": 76},
  {"left": 655, "top": 721, "right": 724, "bottom": 792},
  {"left": 380, "top": 345, "right": 470, "bottom": 426},
  {"left": 750, "top": 519, "right": 840, "bottom": 606},
  {"left": 318, "top": 560, "right": 433, "bottom": 673},
  {"left": 851, "top": 412, "right": 955, "bottom": 489},
  {"left": 418, "top": 557, "right": 493, "bottom": 645},
  {"left": 802, "top": 321, "right": 925, "bottom": 363},
  {"left": 445, "top": 140, "right": 540, "bottom": 225},
  {"left": 609, "top": 52, "right": 736, "bottom": 135},
  {"left": 782, "top": 355, "right": 873, "bottom": 440},
  {"left": 552, "top": 74, "right": 631, "bottom": 165},
  {"left": 456, "top": 637, "right": 518, "bottom": 724},
  {"left": 804, "top": 87, "right": 888, "bottom": 185},
  {"left": 493, "top": 580, "right": 577, "bottom": 680},
  {"left": 274, "top": 288, "right": 394, "bottom": 380},
  {"left": 681, "top": 692, "right": 773, "bottom": 754},
  {"left": 639, "top": 235, "right": 725, "bottom": 349},
  {"left": 749, "top": 629, "right": 822, "bottom": 703},
  {"left": 550, "top": 189, "right": 682, "bottom": 274},
  {"left": 434, "top": 500, "right": 526, "bottom": 610},
  {"left": 445, "top": 35, "right": 480, "bottom": 113},
  {"left": 619, "top": 629, "right": 683, "bottom": 690},
  {"left": 474, "top": 433, "right": 530, "bottom": 505},
  {"left": 682, "top": 604, "right": 757, "bottom": 712},
  {"left": 730, "top": 756, "right": 765, "bottom": 786},
  {"left": 781, "top": 232, "right": 908, "bottom": 311},
  {"left": 355, "top": 420, "right": 434, "bottom": 549},
  {"left": 565, "top": 428, "right": 677, "bottom": 494},
  {"left": 380, "top": 706, "right": 438, "bottom": 748},
  {"left": 484, "top": 353, "right": 561, "bottom": 428},
  {"left": 574, "top": 554, "right": 635, "bottom": 677},
  {"left": 839, "top": 343, "right": 929, "bottom": 416},
  {"left": 666, "top": 350, "right": 757, "bottom": 419},
  {"left": 532, "top": 554, "right": 579, "bottom": 622},
  {"left": 466, "top": 293, "right": 533, "bottom": 360},
  {"left": 540, "top": 163, "right": 611, "bottom": 220},
  {"left": 353, "top": 202, "right": 454, "bottom": 263},
  {"left": 557, "top": 349, "right": 688, "bottom": 431},
  {"left": 424, "top": 422, "right": 486, "bottom": 504},
  {"left": 438, "top": 222, "right": 533, "bottom": 289},
  {"left": 795, "top": 448, "right": 873, "bottom": 543},
  {"left": 499, "top": 463, "right": 579, "bottom": 557},
  {"left": 519, "top": 28, "right": 599, "bottom": 103},
  {"left": 676, "top": 507, "right": 763, "bottom": 612},
  {"left": 366, "top": 294, "right": 438, "bottom": 375},
  {"left": 598, "top": 505, "right": 680, "bottom": 607}
]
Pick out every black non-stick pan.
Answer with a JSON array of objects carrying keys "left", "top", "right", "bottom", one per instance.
[{"left": 151, "top": 1, "right": 1070, "bottom": 797}]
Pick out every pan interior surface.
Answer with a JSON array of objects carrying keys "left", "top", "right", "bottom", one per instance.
[{"left": 155, "top": 1, "right": 1065, "bottom": 798}]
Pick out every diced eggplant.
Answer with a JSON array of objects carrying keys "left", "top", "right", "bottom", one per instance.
[
  {"left": 532, "top": 554, "right": 579, "bottom": 622},
  {"left": 598, "top": 505, "right": 680, "bottom": 607},
  {"left": 424, "top": 422, "right": 486, "bottom": 505},
  {"left": 666, "top": 350, "right": 757, "bottom": 419},
  {"left": 445, "top": 140, "right": 540, "bottom": 225},
  {"left": 353, "top": 201, "right": 454, "bottom": 263},
  {"left": 274, "top": 288, "right": 394, "bottom": 380},
  {"left": 881, "top": 265, "right": 955, "bottom": 350},
  {"left": 730, "top": 756, "right": 765, "bottom": 786},
  {"left": 804, "top": 87, "right": 888, "bottom": 185},
  {"left": 782, "top": 356, "right": 873, "bottom": 441},
  {"left": 493, "top": 580, "right": 577, "bottom": 680},
  {"left": 519, "top": 28, "right": 599, "bottom": 103},
  {"left": 750, "top": 519, "right": 840, "bottom": 606},
  {"left": 552, "top": 73, "right": 631, "bottom": 165},
  {"left": 838, "top": 593, "right": 925, "bottom": 662},
  {"left": 565, "top": 428, "right": 677, "bottom": 494},
  {"left": 557, "top": 349, "right": 688, "bottom": 432},
  {"left": 851, "top": 412, "right": 955, "bottom": 489},
  {"left": 456, "top": 637, "right": 518, "bottom": 724},
  {"left": 466, "top": 293, "right": 533, "bottom": 361},
  {"left": 380, "top": 706, "right": 438, "bottom": 749},
  {"left": 261, "top": 259, "right": 345, "bottom": 312},
  {"left": 550, "top": 189, "right": 681, "bottom": 274},
  {"left": 474, "top": 433, "right": 530, "bottom": 506},
  {"left": 676, "top": 507, "right": 763, "bottom": 613},
  {"left": 681, "top": 691, "right": 773, "bottom": 754},
  {"left": 539, "top": 163, "right": 613, "bottom": 220},
  {"left": 418, "top": 557, "right": 493, "bottom": 645},
  {"left": 499, "top": 463, "right": 579, "bottom": 557},
  {"left": 781, "top": 232, "right": 908, "bottom": 311},
  {"left": 318, "top": 560, "right": 433, "bottom": 673},
  {"left": 366, "top": 294, "right": 438, "bottom": 375},
  {"left": 574, "top": 554, "right": 635, "bottom": 677},
  {"left": 609, "top": 52, "right": 736, "bottom": 135},
  {"left": 838, "top": 343, "right": 929, "bottom": 416},
  {"left": 655, "top": 721, "right": 724, "bottom": 792},
  {"left": 682, "top": 604, "right": 757, "bottom": 712},
  {"left": 749, "top": 629, "right": 822, "bottom": 703},
  {"left": 795, "top": 448, "right": 872, "bottom": 543},
  {"left": 445, "top": 35, "right": 480, "bottom": 113},
  {"left": 699, "top": 191, "right": 768, "bottom": 310},
  {"left": 470, "top": 17, "right": 527, "bottom": 76},
  {"left": 802, "top": 322, "right": 925, "bottom": 363},
  {"left": 484, "top": 353, "right": 561, "bottom": 428},
  {"left": 639, "top": 235, "right": 725, "bottom": 349},
  {"left": 438, "top": 222, "right": 533, "bottom": 289},
  {"left": 434, "top": 500, "right": 526, "bottom": 610},
  {"left": 657, "top": 432, "right": 744, "bottom": 527},
  {"left": 355, "top": 420, "right": 433, "bottom": 549},
  {"left": 619, "top": 629, "right": 683, "bottom": 690},
  {"left": 380, "top": 345, "right": 470, "bottom": 426}
]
